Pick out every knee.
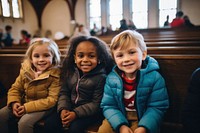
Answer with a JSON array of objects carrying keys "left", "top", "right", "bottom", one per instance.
[
  {"left": 18, "top": 118, "right": 33, "bottom": 129},
  {"left": 0, "top": 107, "right": 11, "bottom": 122}
]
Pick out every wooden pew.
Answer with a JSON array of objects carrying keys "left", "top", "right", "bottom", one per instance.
[
  {"left": 0, "top": 48, "right": 69, "bottom": 55},
  {"left": 1, "top": 53, "right": 200, "bottom": 133},
  {"left": 0, "top": 43, "right": 200, "bottom": 55},
  {"left": 147, "top": 46, "right": 200, "bottom": 54},
  {"left": 144, "top": 37, "right": 200, "bottom": 42},
  {"left": 0, "top": 49, "right": 26, "bottom": 54},
  {"left": 96, "top": 27, "right": 200, "bottom": 44},
  {"left": 2, "top": 45, "right": 29, "bottom": 49},
  {"left": 152, "top": 54, "right": 200, "bottom": 133},
  {"left": 146, "top": 41, "right": 200, "bottom": 47}
]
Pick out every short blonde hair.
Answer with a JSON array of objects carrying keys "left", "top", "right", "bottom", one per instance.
[
  {"left": 110, "top": 30, "right": 147, "bottom": 57},
  {"left": 24, "top": 38, "right": 61, "bottom": 67}
]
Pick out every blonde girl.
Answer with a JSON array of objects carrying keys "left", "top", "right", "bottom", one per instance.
[{"left": 0, "top": 38, "right": 61, "bottom": 133}]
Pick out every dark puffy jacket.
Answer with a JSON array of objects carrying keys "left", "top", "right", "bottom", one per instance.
[
  {"left": 58, "top": 67, "right": 106, "bottom": 118},
  {"left": 182, "top": 68, "right": 200, "bottom": 133}
]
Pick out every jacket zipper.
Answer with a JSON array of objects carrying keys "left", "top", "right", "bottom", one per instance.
[
  {"left": 74, "top": 78, "right": 80, "bottom": 104},
  {"left": 74, "top": 71, "right": 85, "bottom": 104}
]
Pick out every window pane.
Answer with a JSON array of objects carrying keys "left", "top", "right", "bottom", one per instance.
[
  {"left": 90, "top": 17, "right": 101, "bottom": 31},
  {"left": 159, "top": 0, "right": 177, "bottom": 27},
  {"left": 109, "top": 0, "right": 123, "bottom": 30},
  {"left": 132, "top": 0, "right": 148, "bottom": 29},
  {"left": 12, "top": 0, "right": 20, "bottom": 18},
  {"left": 89, "top": 0, "right": 101, "bottom": 30},
  {"left": 2, "top": 0, "right": 10, "bottom": 17},
  {"left": 160, "top": 0, "right": 177, "bottom": 9}
]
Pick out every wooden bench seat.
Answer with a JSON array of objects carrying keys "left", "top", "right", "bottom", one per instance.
[
  {"left": 144, "top": 37, "right": 200, "bottom": 42},
  {"left": 0, "top": 48, "right": 69, "bottom": 55},
  {"left": 147, "top": 46, "right": 200, "bottom": 54},
  {"left": 1, "top": 53, "right": 200, "bottom": 133},
  {"left": 146, "top": 41, "right": 200, "bottom": 47},
  {"left": 96, "top": 27, "right": 200, "bottom": 44},
  {"left": 2, "top": 45, "right": 199, "bottom": 56}
]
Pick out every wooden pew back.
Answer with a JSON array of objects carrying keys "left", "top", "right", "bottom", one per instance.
[{"left": 1, "top": 53, "right": 200, "bottom": 133}]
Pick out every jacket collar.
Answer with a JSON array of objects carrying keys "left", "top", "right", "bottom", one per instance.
[{"left": 21, "top": 62, "right": 60, "bottom": 81}]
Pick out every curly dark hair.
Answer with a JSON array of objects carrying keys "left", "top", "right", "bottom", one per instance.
[{"left": 61, "top": 35, "right": 114, "bottom": 81}]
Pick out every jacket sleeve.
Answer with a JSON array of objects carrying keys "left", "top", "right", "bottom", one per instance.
[
  {"left": 101, "top": 74, "right": 129, "bottom": 131},
  {"left": 24, "top": 73, "right": 61, "bottom": 113},
  {"left": 7, "top": 67, "right": 25, "bottom": 106},
  {"left": 73, "top": 76, "right": 106, "bottom": 117},
  {"left": 57, "top": 81, "right": 72, "bottom": 113},
  {"left": 182, "top": 68, "right": 200, "bottom": 133},
  {"left": 137, "top": 71, "right": 169, "bottom": 133}
]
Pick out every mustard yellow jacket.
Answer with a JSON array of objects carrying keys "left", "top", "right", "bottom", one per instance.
[{"left": 7, "top": 62, "right": 61, "bottom": 113}]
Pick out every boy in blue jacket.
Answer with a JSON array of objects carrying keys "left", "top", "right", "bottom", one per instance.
[{"left": 98, "top": 30, "right": 169, "bottom": 133}]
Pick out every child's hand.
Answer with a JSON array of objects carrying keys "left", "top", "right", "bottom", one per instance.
[
  {"left": 60, "top": 110, "right": 70, "bottom": 127},
  {"left": 65, "top": 111, "right": 76, "bottom": 123},
  {"left": 119, "top": 125, "right": 134, "bottom": 133},
  {"left": 12, "top": 102, "right": 21, "bottom": 117},
  {"left": 61, "top": 110, "right": 76, "bottom": 127},
  {"left": 60, "top": 109, "right": 69, "bottom": 120},
  {"left": 134, "top": 127, "right": 146, "bottom": 133},
  {"left": 17, "top": 105, "right": 25, "bottom": 117}
]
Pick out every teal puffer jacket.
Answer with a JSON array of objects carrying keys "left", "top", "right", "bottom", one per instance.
[{"left": 101, "top": 56, "right": 169, "bottom": 133}]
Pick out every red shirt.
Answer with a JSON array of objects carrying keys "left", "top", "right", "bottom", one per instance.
[
  {"left": 170, "top": 18, "right": 185, "bottom": 27},
  {"left": 122, "top": 73, "right": 137, "bottom": 111}
]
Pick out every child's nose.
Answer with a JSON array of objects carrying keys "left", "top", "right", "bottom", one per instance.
[
  {"left": 124, "top": 55, "right": 130, "bottom": 61},
  {"left": 83, "top": 56, "right": 89, "bottom": 61},
  {"left": 39, "top": 57, "right": 45, "bottom": 61}
]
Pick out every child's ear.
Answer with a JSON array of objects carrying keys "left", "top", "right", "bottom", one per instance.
[{"left": 142, "top": 51, "right": 147, "bottom": 60}]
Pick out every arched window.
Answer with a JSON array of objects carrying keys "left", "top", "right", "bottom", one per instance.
[
  {"left": 1, "top": 0, "right": 23, "bottom": 19},
  {"left": 132, "top": 0, "right": 148, "bottom": 29},
  {"left": 109, "top": 0, "right": 123, "bottom": 30},
  {"left": 88, "top": 0, "right": 101, "bottom": 30},
  {"left": 159, "top": 0, "right": 177, "bottom": 27}
]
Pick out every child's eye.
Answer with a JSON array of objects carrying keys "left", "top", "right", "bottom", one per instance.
[
  {"left": 77, "top": 54, "right": 84, "bottom": 58},
  {"left": 116, "top": 54, "right": 123, "bottom": 58},
  {"left": 44, "top": 54, "right": 50, "bottom": 57},
  {"left": 33, "top": 54, "right": 39, "bottom": 58},
  {"left": 89, "top": 54, "right": 96, "bottom": 58},
  {"left": 129, "top": 51, "right": 136, "bottom": 55}
]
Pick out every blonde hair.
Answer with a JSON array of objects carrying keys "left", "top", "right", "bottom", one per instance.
[
  {"left": 110, "top": 30, "right": 147, "bottom": 57},
  {"left": 24, "top": 38, "right": 61, "bottom": 67}
]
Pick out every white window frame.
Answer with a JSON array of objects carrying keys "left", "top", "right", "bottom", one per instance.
[{"left": 0, "top": 0, "right": 23, "bottom": 19}]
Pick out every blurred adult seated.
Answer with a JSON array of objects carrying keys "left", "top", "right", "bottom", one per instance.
[
  {"left": 170, "top": 11, "right": 185, "bottom": 27},
  {"left": 90, "top": 23, "right": 100, "bottom": 36},
  {"left": 119, "top": 19, "right": 128, "bottom": 31},
  {"left": 164, "top": 15, "right": 170, "bottom": 27},
  {"left": 45, "top": 30, "right": 53, "bottom": 39},
  {"left": 183, "top": 15, "right": 195, "bottom": 27},
  {"left": 2, "top": 25, "right": 14, "bottom": 47},
  {"left": 182, "top": 67, "right": 200, "bottom": 133},
  {"left": 128, "top": 19, "right": 136, "bottom": 30},
  {"left": 73, "top": 24, "right": 90, "bottom": 36},
  {"left": 19, "top": 30, "right": 31, "bottom": 45}
]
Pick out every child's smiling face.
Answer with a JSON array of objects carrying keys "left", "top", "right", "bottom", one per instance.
[
  {"left": 31, "top": 43, "right": 53, "bottom": 72},
  {"left": 113, "top": 42, "right": 147, "bottom": 79},
  {"left": 74, "top": 41, "right": 98, "bottom": 74}
]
